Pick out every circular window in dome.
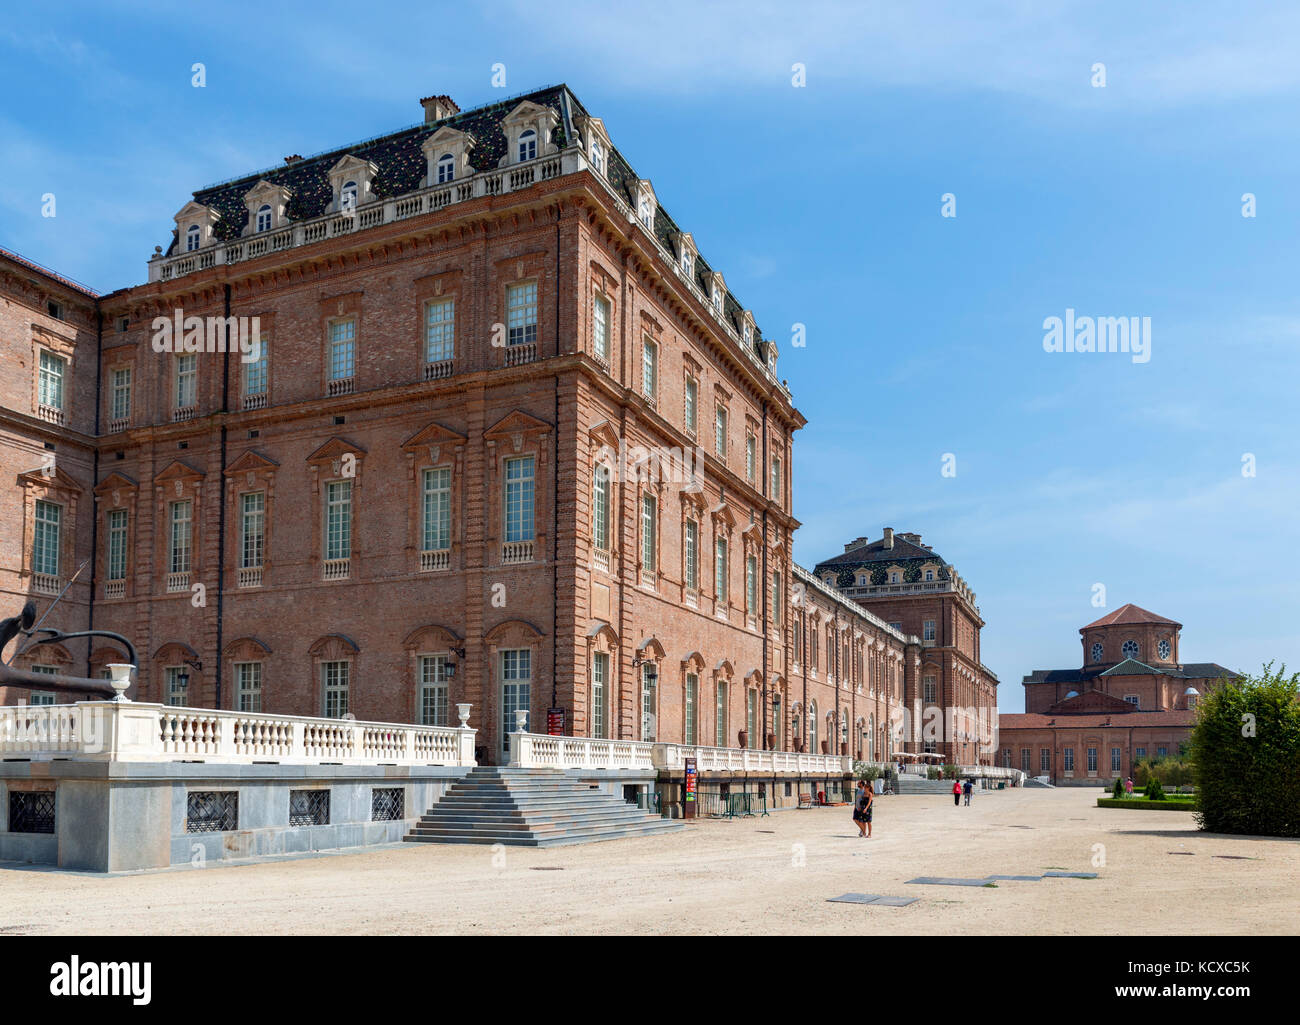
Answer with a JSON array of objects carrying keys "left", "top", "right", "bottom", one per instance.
[
  {"left": 1122, "top": 639, "right": 1139, "bottom": 659},
  {"left": 1090, "top": 642, "right": 1104, "bottom": 662},
  {"left": 1158, "top": 639, "right": 1171, "bottom": 660}
]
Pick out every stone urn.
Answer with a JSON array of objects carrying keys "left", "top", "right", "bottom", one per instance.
[
  {"left": 738, "top": 729, "right": 748, "bottom": 749},
  {"left": 766, "top": 733, "right": 776, "bottom": 749},
  {"left": 794, "top": 738, "right": 805, "bottom": 753},
  {"left": 820, "top": 741, "right": 829, "bottom": 754},
  {"left": 456, "top": 703, "right": 472, "bottom": 728},
  {"left": 105, "top": 663, "right": 135, "bottom": 702},
  {"left": 514, "top": 709, "right": 529, "bottom": 733}
]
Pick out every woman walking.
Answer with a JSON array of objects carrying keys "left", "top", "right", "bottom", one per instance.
[
  {"left": 952, "top": 778, "right": 962, "bottom": 807},
  {"left": 853, "top": 780, "right": 869, "bottom": 837}
]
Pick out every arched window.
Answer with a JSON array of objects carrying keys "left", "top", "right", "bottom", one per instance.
[
  {"left": 256, "top": 204, "right": 272, "bottom": 232},
  {"left": 518, "top": 128, "right": 537, "bottom": 162},
  {"left": 437, "top": 154, "right": 454, "bottom": 184},
  {"left": 185, "top": 225, "right": 201, "bottom": 252},
  {"left": 341, "top": 181, "right": 358, "bottom": 211}
]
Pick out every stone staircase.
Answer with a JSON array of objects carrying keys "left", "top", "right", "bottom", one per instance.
[
  {"left": 893, "top": 776, "right": 961, "bottom": 795},
  {"left": 403, "top": 766, "right": 686, "bottom": 847}
]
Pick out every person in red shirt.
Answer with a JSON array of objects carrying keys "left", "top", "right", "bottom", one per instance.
[{"left": 952, "top": 778, "right": 962, "bottom": 807}]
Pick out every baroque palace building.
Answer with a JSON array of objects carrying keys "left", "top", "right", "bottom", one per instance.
[
  {"left": 0, "top": 84, "right": 989, "bottom": 766},
  {"left": 997, "top": 603, "right": 1236, "bottom": 785}
]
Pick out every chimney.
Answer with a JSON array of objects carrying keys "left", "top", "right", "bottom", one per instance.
[
  {"left": 421, "top": 94, "right": 460, "bottom": 124},
  {"left": 842, "top": 536, "right": 868, "bottom": 554},
  {"left": 883, "top": 528, "right": 894, "bottom": 550},
  {"left": 283, "top": 154, "right": 303, "bottom": 165}
]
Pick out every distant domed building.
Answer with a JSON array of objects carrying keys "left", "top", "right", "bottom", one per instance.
[{"left": 997, "top": 603, "right": 1237, "bottom": 785}]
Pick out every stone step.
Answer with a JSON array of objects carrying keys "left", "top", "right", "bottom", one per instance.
[
  {"left": 404, "top": 819, "right": 683, "bottom": 845},
  {"left": 415, "top": 808, "right": 661, "bottom": 829}
]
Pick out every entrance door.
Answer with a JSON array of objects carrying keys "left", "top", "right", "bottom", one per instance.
[{"left": 500, "top": 648, "right": 532, "bottom": 761}]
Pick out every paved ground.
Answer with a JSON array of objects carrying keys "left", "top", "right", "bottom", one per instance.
[{"left": 1, "top": 787, "right": 1294, "bottom": 934}]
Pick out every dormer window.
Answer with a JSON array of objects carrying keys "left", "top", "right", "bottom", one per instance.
[
  {"left": 638, "top": 193, "right": 653, "bottom": 228},
  {"left": 743, "top": 322, "right": 753, "bottom": 345},
  {"left": 437, "top": 154, "right": 454, "bottom": 183},
  {"left": 822, "top": 573, "right": 835, "bottom": 586},
  {"left": 340, "top": 181, "right": 358, "bottom": 212},
  {"left": 590, "top": 139, "right": 604, "bottom": 174},
  {"left": 712, "top": 286, "right": 723, "bottom": 312},
  {"left": 925, "top": 568, "right": 934, "bottom": 581},
  {"left": 682, "top": 248, "right": 693, "bottom": 276},
  {"left": 256, "top": 205, "right": 272, "bottom": 232},
  {"left": 186, "top": 225, "right": 201, "bottom": 252},
  {"left": 708, "top": 272, "right": 726, "bottom": 314},
  {"left": 890, "top": 571, "right": 900, "bottom": 583},
  {"left": 857, "top": 572, "right": 869, "bottom": 586},
  {"left": 518, "top": 129, "right": 537, "bottom": 162}
]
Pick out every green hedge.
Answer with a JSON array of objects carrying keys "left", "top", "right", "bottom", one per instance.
[
  {"left": 1191, "top": 662, "right": 1300, "bottom": 837},
  {"left": 1097, "top": 797, "right": 1196, "bottom": 811}
]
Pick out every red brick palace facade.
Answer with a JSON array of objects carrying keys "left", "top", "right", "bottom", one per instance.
[{"left": 0, "top": 85, "right": 995, "bottom": 764}]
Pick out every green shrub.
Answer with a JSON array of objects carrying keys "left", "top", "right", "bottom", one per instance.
[
  {"left": 1134, "top": 756, "right": 1193, "bottom": 788},
  {"left": 943, "top": 763, "right": 958, "bottom": 780},
  {"left": 1097, "top": 797, "right": 1195, "bottom": 811},
  {"left": 1191, "top": 662, "right": 1300, "bottom": 837},
  {"left": 1144, "top": 777, "right": 1165, "bottom": 801},
  {"left": 1112, "top": 777, "right": 1125, "bottom": 799},
  {"left": 853, "top": 762, "right": 880, "bottom": 782}
]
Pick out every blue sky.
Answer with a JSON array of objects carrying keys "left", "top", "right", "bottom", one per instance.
[{"left": 3, "top": 1, "right": 1297, "bottom": 710}]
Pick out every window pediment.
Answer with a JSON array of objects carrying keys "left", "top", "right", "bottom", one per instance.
[
  {"left": 242, "top": 180, "right": 292, "bottom": 235},
  {"left": 401, "top": 421, "right": 468, "bottom": 455},
  {"left": 93, "top": 471, "right": 138, "bottom": 498},
  {"left": 485, "top": 409, "right": 551, "bottom": 443},
  {"left": 421, "top": 126, "right": 477, "bottom": 185},
  {"left": 307, "top": 437, "right": 367, "bottom": 476},
  {"left": 327, "top": 155, "right": 379, "bottom": 212},
  {"left": 500, "top": 101, "right": 560, "bottom": 166},
  {"left": 19, "top": 464, "right": 83, "bottom": 494},
  {"left": 173, "top": 201, "right": 220, "bottom": 251},
  {"left": 224, "top": 449, "right": 280, "bottom": 480}
]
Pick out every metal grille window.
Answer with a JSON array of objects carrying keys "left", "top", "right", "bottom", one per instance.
[
  {"left": 107, "top": 509, "right": 128, "bottom": 580},
  {"left": 506, "top": 282, "right": 537, "bottom": 347},
  {"left": 684, "top": 519, "right": 698, "bottom": 591},
  {"left": 685, "top": 672, "right": 697, "bottom": 745},
  {"left": 289, "top": 789, "right": 330, "bottom": 827},
  {"left": 591, "top": 652, "right": 607, "bottom": 738},
  {"left": 422, "top": 468, "right": 451, "bottom": 552},
  {"left": 111, "top": 367, "right": 132, "bottom": 421},
  {"left": 592, "top": 463, "right": 610, "bottom": 553},
  {"left": 169, "top": 500, "right": 192, "bottom": 574},
  {"left": 425, "top": 299, "right": 455, "bottom": 362},
  {"left": 241, "top": 492, "right": 264, "bottom": 569},
  {"left": 504, "top": 456, "right": 534, "bottom": 543},
  {"left": 33, "top": 500, "right": 61, "bottom": 577},
  {"left": 38, "top": 350, "right": 65, "bottom": 409},
  {"left": 325, "top": 481, "right": 352, "bottom": 560},
  {"left": 174, "top": 353, "right": 197, "bottom": 408},
  {"left": 245, "top": 335, "right": 268, "bottom": 396},
  {"left": 328, "top": 319, "right": 356, "bottom": 380},
  {"left": 592, "top": 294, "right": 609, "bottom": 362},
  {"left": 186, "top": 791, "right": 237, "bottom": 833},
  {"left": 371, "top": 787, "right": 404, "bottom": 821},
  {"left": 419, "top": 654, "right": 449, "bottom": 726},
  {"left": 9, "top": 791, "right": 56, "bottom": 833},
  {"left": 237, "top": 662, "right": 262, "bottom": 713},
  {"left": 322, "top": 660, "right": 349, "bottom": 718},
  {"left": 641, "top": 494, "right": 656, "bottom": 573},
  {"left": 165, "top": 666, "right": 187, "bottom": 707}
]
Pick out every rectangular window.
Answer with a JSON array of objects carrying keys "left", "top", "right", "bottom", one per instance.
[
  {"left": 506, "top": 282, "right": 537, "bottom": 347},
  {"left": 591, "top": 293, "right": 609, "bottom": 362},
  {"left": 1111, "top": 747, "right": 1121, "bottom": 772},
  {"left": 684, "top": 376, "right": 697, "bottom": 435},
  {"left": 592, "top": 464, "right": 610, "bottom": 553},
  {"left": 923, "top": 620, "right": 936, "bottom": 641},
  {"left": 642, "top": 338, "right": 657, "bottom": 400},
  {"left": 715, "top": 538, "right": 728, "bottom": 602},
  {"left": 289, "top": 790, "right": 329, "bottom": 827},
  {"left": 422, "top": 467, "right": 451, "bottom": 552},
  {"left": 714, "top": 406, "right": 727, "bottom": 458},
  {"left": 240, "top": 492, "right": 264, "bottom": 569},
  {"left": 501, "top": 648, "right": 532, "bottom": 751},
  {"left": 715, "top": 682, "right": 727, "bottom": 747},
  {"left": 1087, "top": 747, "right": 1098, "bottom": 772},
  {"left": 33, "top": 500, "right": 61, "bottom": 577},
  {"left": 591, "top": 652, "right": 608, "bottom": 738},
  {"left": 174, "top": 353, "right": 197, "bottom": 408},
  {"left": 371, "top": 788, "right": 404, "bottom": 821},
  {"left": 1136, "top": 747, "right": 1146, "bottom": 760},
  {"left": 110, "top": 367, "right": 132, "bottom": 422},
  {"left": 770, "top": 455, "right": 781, "bottom": 498},
  {"left": 1040, "top": 748, "right": 1051, "bottom": 772},
  {"left": 1021, "top": 748, "right": 1031, "bottom": 772},
  {"left": 745, "top": 435, "right": 756, "bottom": 483},
  {"left": 1064, "top": 748, "right": 1075, "bottom": 772},
  {"left": 165, "top": 665, "right": 187, "bottom": 707},
  {"left": 504, "top": 456, "right": 535, "bottom": 543},
  {"left": 107, "top": 509, "right": 128, "bottom": 581},
  {"left": 793, "top": 620, "right": 802, "bottom": 663},
  {"left": 29, "top": 691, "right": 56, "bottom": 706},
  {"left": 923, "top": 675, "right": 936, "bottom": 704},
  {"left": 425, "top": 299, "right": 455, "bottom": 363},
  {"left": 771, "top": 572, "right": 781, "bottom": 626},
  {"left": 186, "top": 792, "right": 237, "bottom": 833},
  {"left": 38, "top": 350, "right": 65, "bottom": 410},
  {"left": 325, "top": 481, "right": 352, "bottom": 561},
  {"left": 237, "top": 662, "right": 262, "bottom": 713},
  {"left": 322, "top": 660, "right": 350, "bottom": 718},
  {"left": 745, "top": 555, "right": 757, "bottom": 613},
  {"left": 1157, "top": 746, "right": 1168, "bottom": 758},
  {"left": 684, "top": 519, "right": 698, "bottom": 590},
  {"left": 685, "top": 672, "right": 698, "bottom": 745},
  {"left": 1124, "top": 694, "right": 1139, "bottom": 707},
  {"left": 641, "top": 494, "right": 656, "bottom": 573},
  {"left": 641, "top": 663, "right": 656, "bottom": 741},
  {"left": 746, "top": 690, "right": 757, "bottom": 748},
  {"left": 328, "top": 319, "right": 356, "bottom": 380},
  {"left": 419, "top": 655, "right": 449, "bottom": 726},
  {"left": 245, "top": 334, "right": 269, "bottom": 397},
  {"left": 169, "top": 500, "right": 192, "bottom": 574}
]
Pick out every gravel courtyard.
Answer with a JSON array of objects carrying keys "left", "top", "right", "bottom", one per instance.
[{"left": 1, "top": 787, "right": 1294, "bottom": 935}]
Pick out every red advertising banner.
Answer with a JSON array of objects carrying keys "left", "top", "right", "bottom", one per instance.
[{"left": 546, "top": 707, "right": 566, "bottom": 736}]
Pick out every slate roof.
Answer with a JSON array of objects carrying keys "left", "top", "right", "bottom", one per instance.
[
  {"left": 1023, "top": 662, "right": 1237, "bottom": 685},
  {"left": 169, "top": 84, "right": 770, "bottom": 362},
  {"left": 0, "top": 245, "right": 99, "bottom": 298},
  {"left": 1082, "top": 603, "right": 1181, "bottom": 630},
  {"left": 999, "top": 710, "right": 1196, "bottom": 730},
  {"left": 813, "top": 535, "right": 945, "bottom": 569}
]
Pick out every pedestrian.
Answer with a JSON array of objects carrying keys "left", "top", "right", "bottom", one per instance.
[
  {"left": 853, "top": 781, "right": 869, "bottom": 837},
  {"left": 962, "top": 778, "right": 973, "bottom": 806},
  {"left": 952, "top": 778, "right": 962, "bottom": 807},
  {"left": 861, "top": 780, "right": 874, "bottom": 837},
  {"left": 1124, "top": 777, "right": 1134, "bottom": 796}
]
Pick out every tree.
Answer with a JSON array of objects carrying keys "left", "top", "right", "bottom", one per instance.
[
  {"left": 1190, "top": 662, "right": 1300, "bottom": 837},
  {"left": 1112, "top": 776, "right": 1124, "bottom": 799}
]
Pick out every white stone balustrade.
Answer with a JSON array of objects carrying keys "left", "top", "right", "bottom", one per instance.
[
  {"left": 0, "top": 701, "right": 476, "bottom": 767},
  {"left": 509, "top": 733, "right": 656, "bottom": 771},
  {"left": 655, "top": 742, "right": 852, "bottom": 775}
]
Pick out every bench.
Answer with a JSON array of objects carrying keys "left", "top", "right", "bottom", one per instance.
[{"left": 797, "top": 791, "right": 815, "bottom": 809}]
